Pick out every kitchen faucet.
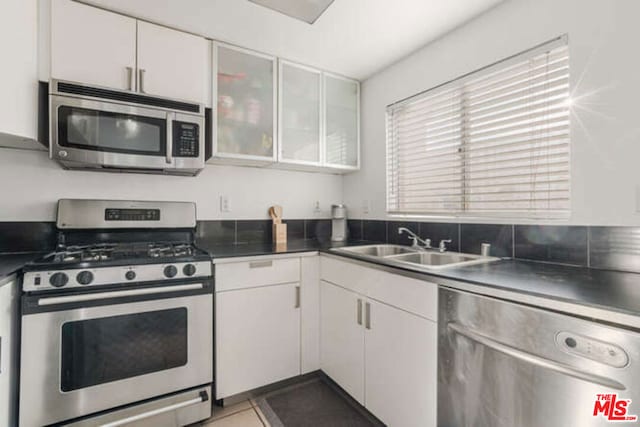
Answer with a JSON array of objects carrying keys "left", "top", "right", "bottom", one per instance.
[
  {"left": 398, "top": 227, "right": 431, "bottom": 249},
  {"left": 438, "top": 239, "right": 452, "bottom": 253}
]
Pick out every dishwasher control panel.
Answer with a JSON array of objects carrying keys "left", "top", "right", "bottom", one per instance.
[{"left": 556, "top": 331, "right": 629, "bottom": 368}]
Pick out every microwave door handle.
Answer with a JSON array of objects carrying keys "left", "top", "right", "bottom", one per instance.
[{"left": 166, "top": 112, "right": 174, "bottom": 165}]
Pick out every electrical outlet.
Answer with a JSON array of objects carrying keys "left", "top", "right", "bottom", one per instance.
[
  {"left": 314, "top": 201, "right": 322, "bottom": 214},
  {"left": 220, "top": 195, "right": 230, "bottom": 213},
  {"left": 362, "top": 200, "right": 371, "bottom": 214}
]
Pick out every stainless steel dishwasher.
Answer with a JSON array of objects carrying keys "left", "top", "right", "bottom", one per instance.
[{"left": 438, "top": 287, "right": 640, "bottom": 427}]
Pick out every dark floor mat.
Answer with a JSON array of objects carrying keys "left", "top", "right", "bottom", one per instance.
[{"left": 255, "top": 377, "right": 384, "bottom": 427}]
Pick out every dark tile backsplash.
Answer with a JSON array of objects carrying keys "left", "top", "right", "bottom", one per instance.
[
  {"left": 285, "top": 220, "right": 305, "bottom": 240},
  {"left": 236, "top": 220, "right": 273, "bottom": 244},
  {"left": 589, "top": 226, "right": 640, "bottom": 273},
  {"left": 347, "top": 219, "right": 363, "bottom": 240},
  {"left": 195, "top": 218, "right": 332, "bottom": 246},
  {"left": 0, "top": 222, "right": 56, "bottom": 253},
  {"left": 3, "top": 218, "right": 640, "bottom": 273},
  {"left": 386, "top": 221, "right": 420, "bottom": 246},
  {"left": 515, "top": 225, "right": 588, "bottom": 266},
  {"left": 460, "top": 223, "right": 513, "bottom": 257},
  {"left": 305, "top": 219, "right": 331, "bottom": 242},
  {"left": 419, "top": 222, "right": 459, "bottom": 252},
  {"left": 196, "top": 220, "right": 235, "bottom": 246},
  {"left": 363, "top": 220, "right": 387, "bottom": 243}
]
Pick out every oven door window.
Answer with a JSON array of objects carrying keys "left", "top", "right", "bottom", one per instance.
[
  {"left": 60, "top": 308, "right": 187, "bottom": 392},
  {"left": 58, "top": 106, "right": 166, "bottom": 156}
]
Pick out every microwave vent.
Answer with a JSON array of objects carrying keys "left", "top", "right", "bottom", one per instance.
[{"left": 55, "top": 82, "right": 201, "bottom": 114}]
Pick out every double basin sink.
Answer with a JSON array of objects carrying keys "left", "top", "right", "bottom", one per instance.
[{"left": 331, "top": 244, "right": 499, "bottom": 272}]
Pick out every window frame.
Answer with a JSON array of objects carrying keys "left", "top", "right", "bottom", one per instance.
[{"left": 386, "top": 35, "right": 570, "bottom": 220}]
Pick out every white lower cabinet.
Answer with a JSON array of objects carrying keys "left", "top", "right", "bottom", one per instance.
[
  {"left": 215, "top": 254, "right": 319, "bottom": 399},
  {"left": 320, "top": 255, "right": 438, "bottom": 427},
  {"left": 0, "top": 277, "right": 18, "bottom": 427},
  {"left": 216, "top": 253, "right": 438, "bottom": 427},
  {"left": 365, "top": 299, "right": 437, "bottom": 427},
  {"left": 216, "top": 282, "right": 301, "bottom": 399},
  {"left": 320, "top": 280, "right": 365, "bottom": 404}
]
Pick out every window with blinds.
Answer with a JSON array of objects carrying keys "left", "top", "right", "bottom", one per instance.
[{"left": 386, "top": 37, "right": 570, "bottom": 219}]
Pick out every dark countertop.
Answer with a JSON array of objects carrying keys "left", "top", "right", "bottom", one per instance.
[
  {"left": 391, "top": 258, "right": 640, "bottom": 318},
  {"left": 207, "top": 239, "right": 640, "bottom": 319},
  {"left": 202, "top": 239, "right": 371, "bottom": 259},
  {"left": 4, "top": 239, "right": 640, "bottom": 320},
  {"left": 0, "top": 253, "right": 47, "bottom": 281}
]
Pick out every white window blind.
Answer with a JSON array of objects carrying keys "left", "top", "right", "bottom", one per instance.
[{"left": 387, "top": 37, "right": 570, "bottom": 219}]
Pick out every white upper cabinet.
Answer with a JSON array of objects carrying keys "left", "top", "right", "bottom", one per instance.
[
  {"left": 137, "top": 21, "right": 207, "bottom": 104},
  {"left": 324, "top": 74, "right": 359, "bottom": 169},
  {"left": 49, "top": 0, "right": 207, "bottom": 104},
  {"left": 0, "top": 0, "right": 39, "bottom": 143},
  {"left": 277, "top": 61, "right": 360, "bottom": 172},
  {"left": 51, "top": 0, "right": 137, "bottom": 91},
  {"left": 278, "top": 61, "right": 322, "bottom": 165},
  {"left": 211, "top": 42, "right": 277, "bottom": 163}
]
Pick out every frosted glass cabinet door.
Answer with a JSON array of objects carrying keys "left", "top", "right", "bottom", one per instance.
[
  {"left": 325, "top": 75, "right": 359, "bottom": 168},
  {"left": 214, "top": 43, "right": 276, "bottom": 160},
  {"left": 279, "top": 62, "right": 322, "bottom": 164}
]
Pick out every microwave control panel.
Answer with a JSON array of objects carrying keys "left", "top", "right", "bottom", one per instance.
[{"left": 173, "top": 121, "right": 200, "bottom": 158}]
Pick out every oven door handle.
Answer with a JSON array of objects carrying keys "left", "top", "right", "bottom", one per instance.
[
  {"left": 37, "top": 283, "right": 204, "bottom": 307},
  {"left": 100, "top": 390, "right": 209, "bottom": 427}
]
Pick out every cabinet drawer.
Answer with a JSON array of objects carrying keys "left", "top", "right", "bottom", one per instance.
[
  {"left": 216, "top": 257, "right": 300, "bottom": 291},
  {"left": 320, "top": 256, "right": 367, "bottom": 294},
  {"left": 321, "top": 255, "right": 437, "bottom": 321}
]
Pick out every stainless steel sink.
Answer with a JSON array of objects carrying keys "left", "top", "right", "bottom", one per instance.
[
  {"left": 385, "top": 251, "right": 499, "bottom": 269},
  {"left": 335, "top": 244, "right": 418, "bottom": 257},
  {"left": 330, "top": 244, "right": 499, "bottom": 270}
]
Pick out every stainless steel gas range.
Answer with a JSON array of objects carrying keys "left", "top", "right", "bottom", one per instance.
[{"left": 19, "top": 199, "right": 213, "bottom": 427}]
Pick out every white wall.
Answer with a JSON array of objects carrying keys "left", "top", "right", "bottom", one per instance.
[
  {"left": 0, "top": 148, "right": 342, "bottom": 221},
  {"left": 345, "top": 0, "right": 640, "bottom": 226}
]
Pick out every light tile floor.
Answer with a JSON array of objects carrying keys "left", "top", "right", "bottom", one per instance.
[{"left": 200, "top": 399, "right": 271, "bottom": 427}]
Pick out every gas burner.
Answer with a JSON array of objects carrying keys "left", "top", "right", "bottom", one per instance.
[
  {"left": 51, "top": 244, "right": 117, "bottom": 263},
  {"left": 40, "top": 242, "right": 204, "bottom": 268},
  {"left": 147, "top": 243, "right": 194, "bottom": 258}
]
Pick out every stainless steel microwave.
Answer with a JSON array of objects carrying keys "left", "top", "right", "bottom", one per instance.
[{"left": 49, "top": 79, "right": 205, "bottom": 176}]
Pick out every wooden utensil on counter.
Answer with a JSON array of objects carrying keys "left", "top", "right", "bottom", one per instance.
[
  {"left": 269, "top": 206, "right": 279, "bottom": 223},
  {"left": 269, "top": 205, "right": 286, "bottom": 243},
  {"left": 273, "top": 205, "right": 283, "bottom": 221}
]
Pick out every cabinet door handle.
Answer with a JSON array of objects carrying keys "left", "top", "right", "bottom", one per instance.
[
  {"left": 139, "top": 68, "right": 146, "bottom": 93},
  {"left": 365, "top": 302, "right": 371, "bottom": 330},
  {"left": 295, "top": 286, "right": 300, "bottom": 308},
  {"left": 249, "top": 260, "right": 272, "bottom": 268},
  {"left": 126, "top": 67, "right": 134, "bottom": 91},
  {"left": 357, "top": 299, "right": 362, "bottom": 325}
]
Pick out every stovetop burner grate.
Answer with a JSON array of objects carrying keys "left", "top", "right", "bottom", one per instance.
[{"left": 44, "top": 242, "right": 200, "bottom": 264}]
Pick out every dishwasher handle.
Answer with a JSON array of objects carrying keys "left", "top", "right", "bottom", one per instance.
[{"left": 448, "top": 322, "right": 626, "bottom": 391}]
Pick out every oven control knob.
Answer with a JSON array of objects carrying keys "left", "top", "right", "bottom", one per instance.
[
  {"left": 76, "top": 271, "right": 94, "bottom": 285},
  {"left": 49, "top": 272, "right": 69, "bottom": 288},
  {"left": 183, "top": 264, "right": 196, "bottom": 276},
  {"left": 164, "top": 265, "right": 178, "bottom": 278},
  {"left": 125, "top": 270, "right": 136, "bottom": 281}
]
